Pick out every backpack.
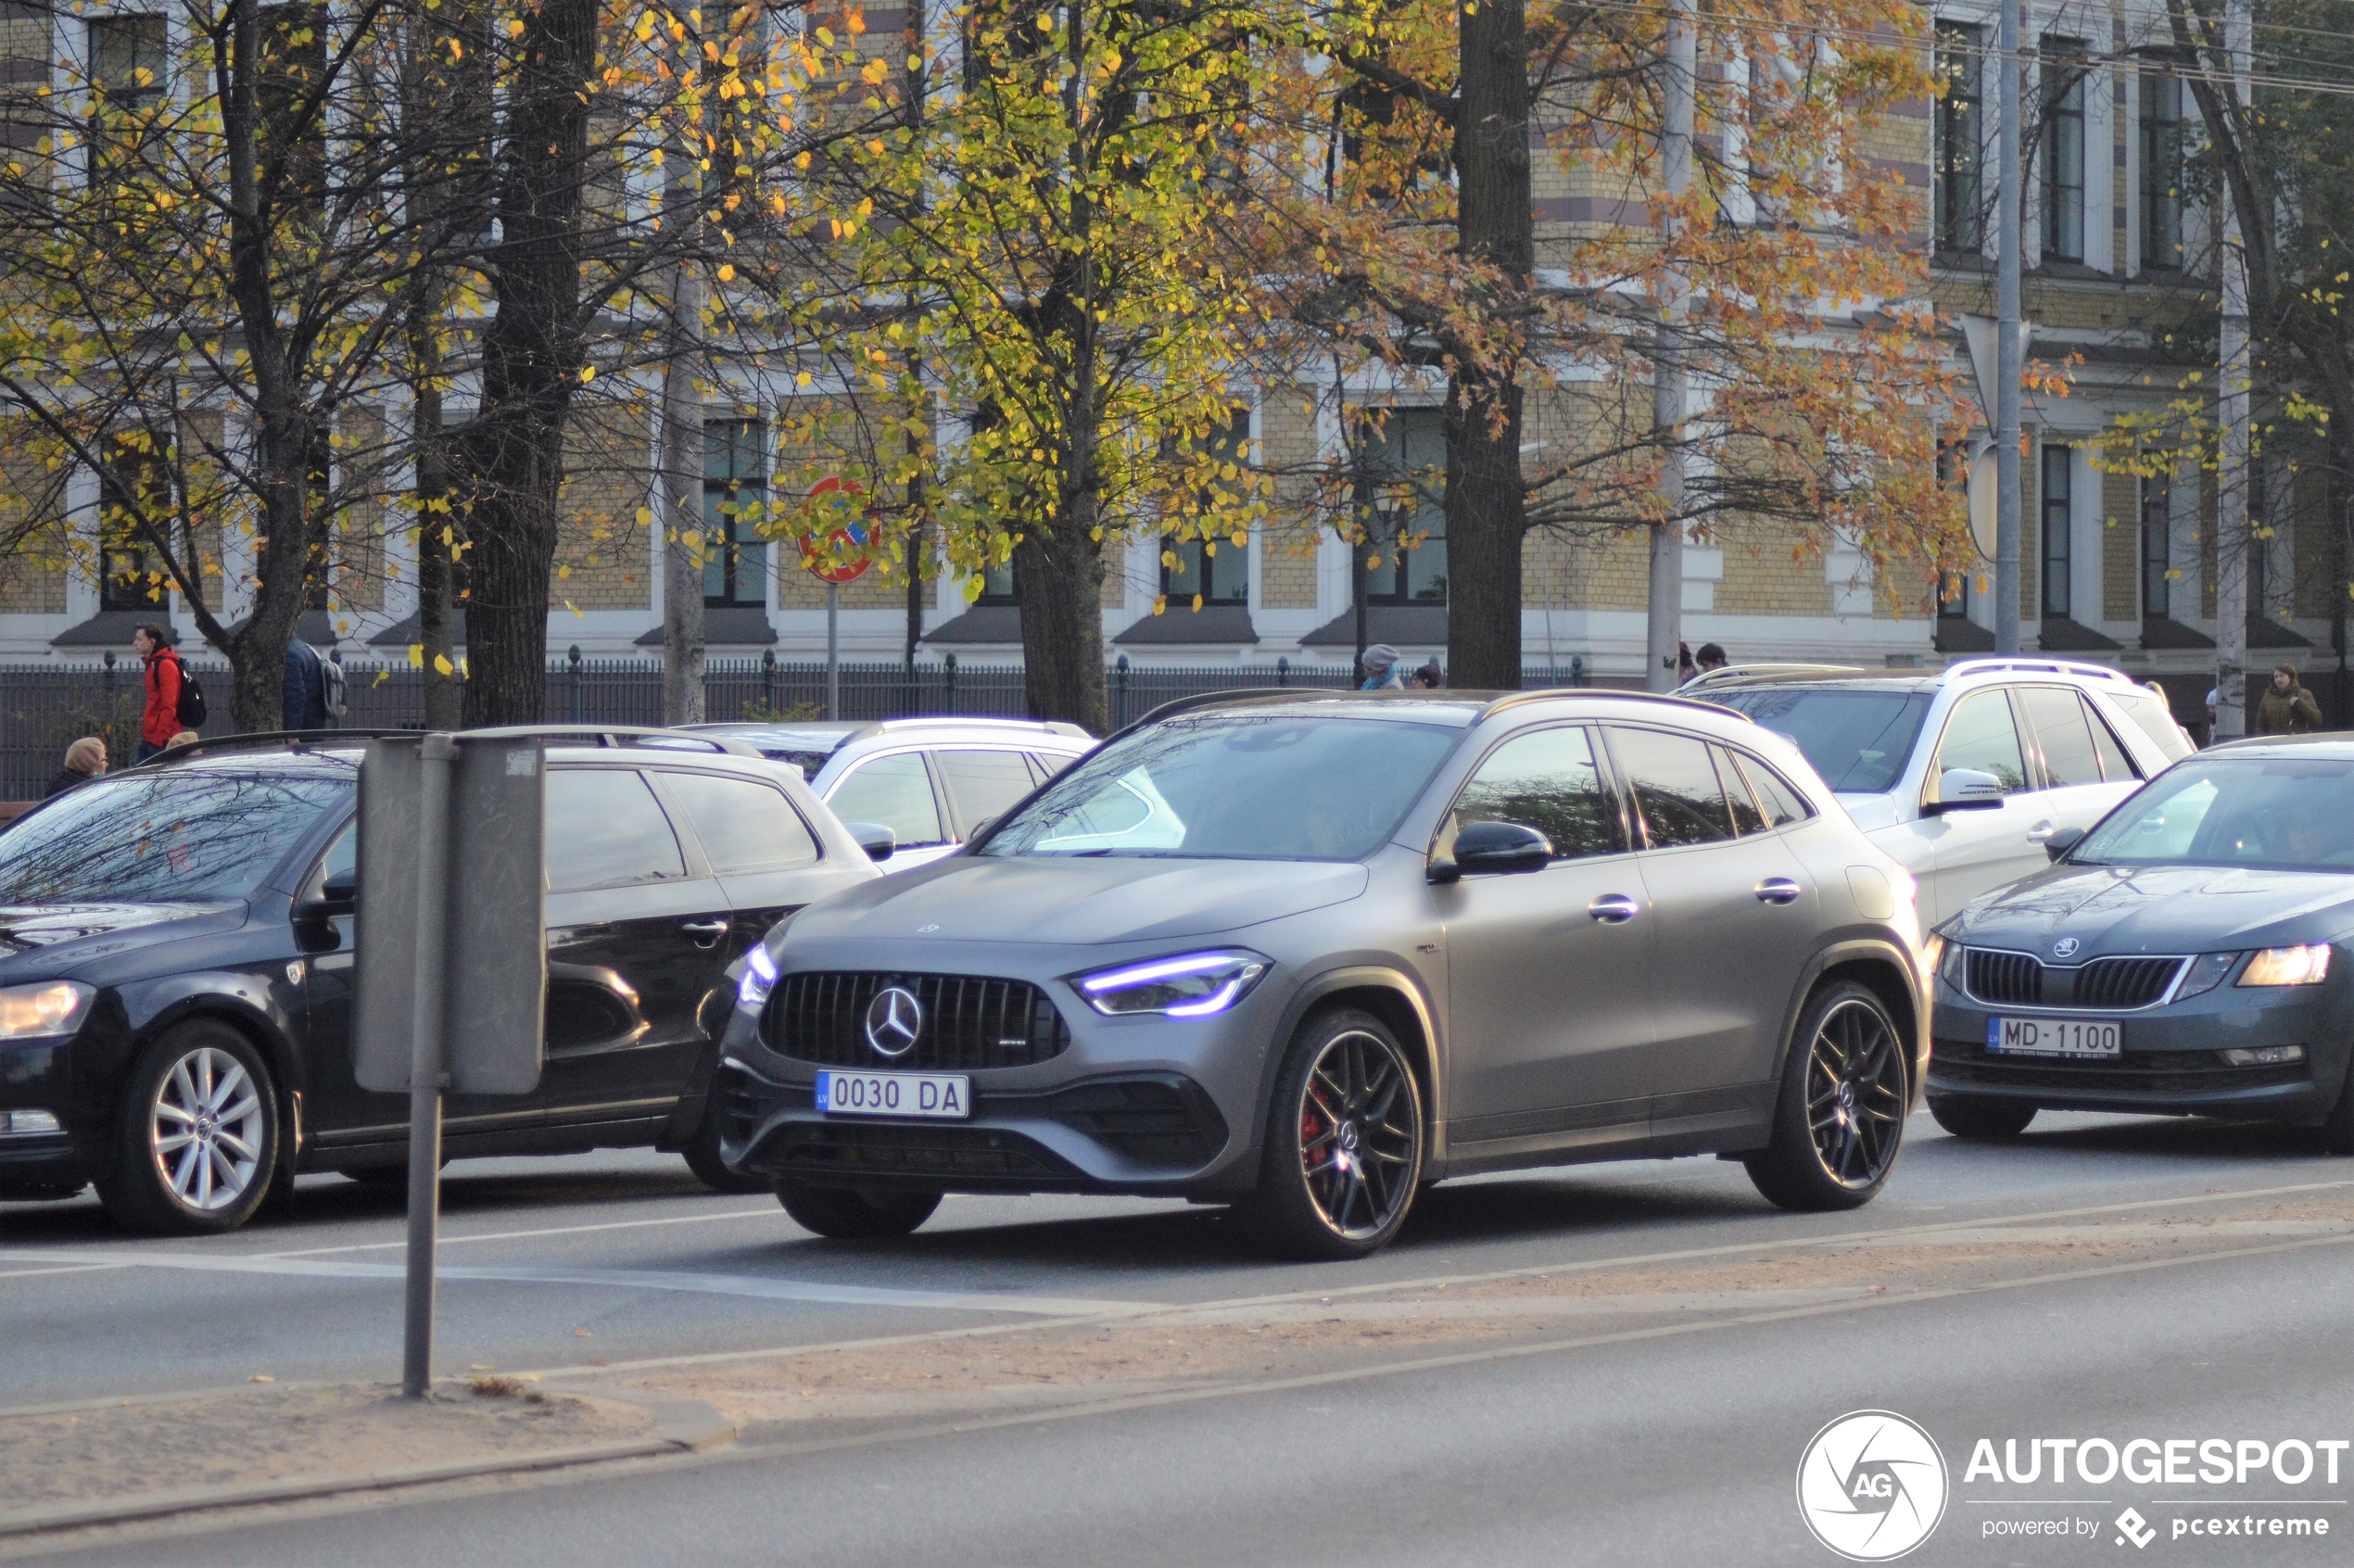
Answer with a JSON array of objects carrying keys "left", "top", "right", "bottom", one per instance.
[
  {"left": 321, "top": 652, "right": 348, "bottom": 719},
  {"left": 174, "top": 662, "right": 207, "bottom": 728}
]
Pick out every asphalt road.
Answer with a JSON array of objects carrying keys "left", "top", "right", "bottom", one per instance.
[{"left": 7, "top": 1110, "right": 2353, "bottom": 1566}]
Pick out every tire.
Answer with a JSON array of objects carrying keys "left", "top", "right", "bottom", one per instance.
[
  {"left": 2320, "top": 1065, "right": 2354, "bottom": 1157},
  {"left": 1234, "top": 1007, "right": 1425, "bottom": 1261},
  {"left": 1930, "top": 1094, "right": 2039, "bottom": 1140},
  {"left": 682, "top": 1097, "right": 771, "bottom": 1194},
  {"left": 95, "top": 1020, "right": 279, "bottom": 1235},
  {"left": 777, "top": 1180, "right": 941, "bottom": 1239},
  {"left": 1746, "top": 981, "right": 1908, "bottom": 1213}
]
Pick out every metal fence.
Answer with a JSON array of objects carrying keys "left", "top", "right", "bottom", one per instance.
[{"left": 0, "top": 652, "right": 1599, "bottom": 800}]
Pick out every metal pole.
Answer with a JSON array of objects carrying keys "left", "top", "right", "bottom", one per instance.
[
  {"left": 400, "top": 732, "right": 455, "bottom": 1399},
  {"left": 2213, "top": 0, "right": 2252, "bottom": 739},
  {"left": 826, "top": 581, "right": 841, "bottom": 721},
  {"left": 1993, "top": 0, "right": 2024, "bottom": 653},
  {"left": 1646, "top": 0, "right": 1695, "bottom": 693}
]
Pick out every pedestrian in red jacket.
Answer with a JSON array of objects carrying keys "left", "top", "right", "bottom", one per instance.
[{"left": 133, "top": 622, "right": 183, "bottom": 762}]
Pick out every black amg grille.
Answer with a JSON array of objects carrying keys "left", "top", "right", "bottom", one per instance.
[
  {"left": 765, "top": 972, "right": 1072, "bottom": 1070},
  {"left": 1963, "top": 950, "right": 2185, "bottom": 1011},
  {"left": 1932, "top": 1040, "right": 2310, "bottom": 1096},
  {"left": 766, "top": 1121, "right": 1082, "bottom": 1183}
]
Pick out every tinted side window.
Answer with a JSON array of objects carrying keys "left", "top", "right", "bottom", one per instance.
[
  {"left": 1027, "top": 751, "right": 1080, "bottom": 783},
  {"left": 1609, "top": 727, "right": 1737, "bottom": 849},
  {"left": 2082, "top": 696, "right": 2139, "bottom": 782},
  {"left": 2019, "top": 686, "right": 2104, "bottom": 788},
  {"left": 1714, "top": 747, "right": 1766, "bottom": 834},
  {"left": 1931, "top": 689, "right": 2028, "bottom": 796},
  {"left": 1732, "top": 753, "right": 1814, "bottom": 828},
  {"left": 658, "top": 771, "right": 818, "bottom": 874},
  {"left": 1450, "top": 726, "right": 1619, "bottom": 860},
  {"left": 827, "top": 753, "right": 943, "bottom": 847},
  {"left": 546, "top": 769, "right": 688, "bottom": 891},
  {"left": 935, "top": 751, "right": 1038, "bottom": 836}
]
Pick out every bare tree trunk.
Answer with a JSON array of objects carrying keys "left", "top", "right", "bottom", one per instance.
[
  {"left": 412, "top": 373, "right": 463, "bottom": 730},
  {"left": 658, "top": 140, "right": 706, "bottom": 725},
  {"left": 1012, "top": 523, "right": 1107, "bottom": 732},
  {"left": 1644, "top": 0, "right": 1696, "bottom": 693},
  {"left": 1445, "top": 0, "right": 1534, "bottom": 690}
]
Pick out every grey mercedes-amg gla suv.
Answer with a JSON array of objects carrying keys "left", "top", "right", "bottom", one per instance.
[{"left": 715, "top": 689, "right": 1929, "bottom": 1258}]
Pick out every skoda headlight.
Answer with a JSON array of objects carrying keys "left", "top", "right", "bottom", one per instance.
[
  {"left": 2240, "top": 944, "right": 2332, "bottom": 988},
  {"left": 1074, "top": 950, "right": 1272, "bottom": 1018},
  {"left": 737, "top": 944, "right": 780, "bottom": 1011},
  {"left": 0, "top": 981, "right": 94, "bottom": 1040}
]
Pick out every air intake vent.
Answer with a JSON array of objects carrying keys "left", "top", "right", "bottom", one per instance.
[
  {"left": 2072, "top": 956, "right": 2183, "bottom": 1010},
  {"left": 1966, "top": 949, "right": 2044, "bottom": 1007}
]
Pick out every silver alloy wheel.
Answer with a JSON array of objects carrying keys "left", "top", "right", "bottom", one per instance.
[
  {"left": 1295, "top": 1028, "right": 1420, "bottom": 1240},
  {"left": 148, "top": 1045, "right": 266, "bottom": 1212},
  {"left": 1805, "top": 998, "right": 1905, "bottom": 1188}
]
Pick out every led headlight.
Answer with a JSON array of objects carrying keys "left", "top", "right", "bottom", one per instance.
[
  {"left": 737, "top": 944, "right": 780, "bottom": 1011},
  {"left": 2240, "top": 944, "right": 2332, "bottom": 988},
  {"left": 0, "top": 980, "right": 94, "bottom": 1040},
  {"left": 1073, "top": 950, "right": 1272, "bottom": 1018},
  {"left": 2174, "top": 952, "right": 2239, "bottom": 1000}
]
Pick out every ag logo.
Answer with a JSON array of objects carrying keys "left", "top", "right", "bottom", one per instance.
[
  {"left": 863, "top": 986, "right": 923, "bottom": 1057},
  {"left": 1795, "top": 1410, "right": 1948, "bottom": 1562},
  {"left": 2052, "top": 937, "right": 2081, "bottom": 959}
]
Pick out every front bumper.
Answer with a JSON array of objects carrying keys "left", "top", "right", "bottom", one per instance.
[
  {"left": 0, "top": 1037, "right": 111, "bottom": 1195},
  {"left": 715, "top": 958, "right": 1288, "bottom": 1197},
  {"left": 1928, "top": 976, "right": 2347, "bottom": 1120}
]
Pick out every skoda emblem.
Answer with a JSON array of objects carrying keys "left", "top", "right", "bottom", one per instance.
[
  {"left": 864, "top": 986, "right": 924, "bottom": 1057},
  {"left": 2051, "top": 937, "right": 2080, "bottom": 959}
]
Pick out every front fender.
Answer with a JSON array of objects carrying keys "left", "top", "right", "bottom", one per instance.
[
  {"left": 1770, "top": 934, "right": 1930, "bottom": 1111},
  {"left": 1234, "top": 963, "right": 1448, "bottom": 1185}
]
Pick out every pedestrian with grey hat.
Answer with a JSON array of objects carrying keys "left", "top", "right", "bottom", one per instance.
[{"left": 1360, "top": 643, "right": 1406, "bottom": 689}]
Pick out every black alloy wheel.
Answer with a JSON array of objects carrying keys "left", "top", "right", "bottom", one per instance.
[
  {"left": 1238, "top": 1007, "right": 1424, "bottom": 1260},
  {"left": 777, "top": 1180, "right": 942, "bottom": 1239},
  {"left": 1929, "top": 1094, "right": 2039, "bottom": 1140},
  {"left": 1747, "top": 981, "right": 1907, "bottom": 1211}
]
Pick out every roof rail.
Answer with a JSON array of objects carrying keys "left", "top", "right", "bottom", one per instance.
[
  {"left": 132, "top": 724, "right": 767, "bottom": 768},
  {"left": 1677, "top": 663, "right": 1869, "bottom": 692},
  {"left": 462, "top": 725, "right": 765, "bottom": 758},
  {"left": 844, "top": 715, "right": 1095, "bottom": 744},
  {"left": 1938, "top": 657, "right": 2128, "bottom": 685},
  {"left": 129, "top": 728, "right": 409, "bottom": 768},
  {"left": 1479, "top": 687, "right": 1756, "bottom": 722}
]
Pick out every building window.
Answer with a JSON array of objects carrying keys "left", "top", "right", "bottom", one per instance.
[
  {"left": 1934, "top": 22, "right": 1985, "bottom": 254},
  {"left": 1356, "top": 408, "right": 1447, "bottom": 605},
  {"left": 702, "top": 419, "right": 767, "bottom": 608},
  {"left": 2041, "top": 39, "right": 2088, "bottom": 263},
  {"left": 2141, "top": 472, "right": 2171, "bottom": 620},
  {"left": 1937, "top": 441, "right": 1972, "bottom": 619},
  {"left": 96, "top": 435, "right": 171, "bottom": 611},
  {"left": 2042, "top": 445, "right": 2073, "bottom": 619},
  {"left": 973, "top": 555, "right": 1018, "bottom": 605},
  {"left": 1162, "top": 412, "right": 1250, "bottom": 608},
  {"left": 2141, "top": 62, "right": 2187, "bottom": 270},
  {"left": 86, "top": 14, "right": 168, "bottom": 187}
]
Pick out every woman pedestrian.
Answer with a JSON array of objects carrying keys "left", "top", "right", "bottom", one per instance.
[
  {"left": 1360, "top": 644, "right": 1406, "bottom": 689},
  {"left": 46, "top": 737, "right": 107, "bottom": 798}
]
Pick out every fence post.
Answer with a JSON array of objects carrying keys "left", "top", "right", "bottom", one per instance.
[
  {"left": 1114, "top": 654, "right": 1130, "bottom": 728},
  {"left": 568, "top": 646, "right": 583, "bottom": 723},
  {"left": 943, "top": 652, "right": 957, "bottom": 714},
  {"left": 1276, "top": 655, "right": 1288, "bottom": 689},
  {"left": 761, "top": 649, "right": 777, "bottom": 720}
]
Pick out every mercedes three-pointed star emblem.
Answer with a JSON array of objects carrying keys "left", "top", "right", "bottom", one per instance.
[{"left": 864, "top": 985, "right": 924, "bottom": 1057}]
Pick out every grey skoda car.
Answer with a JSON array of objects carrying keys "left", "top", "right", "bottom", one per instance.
[
  {"left": 1927, "top": 737, "right": 2354, "bottom": 1151},
  {"left": 715, "top": 689, "right": 1929, "bottom": 1258}
]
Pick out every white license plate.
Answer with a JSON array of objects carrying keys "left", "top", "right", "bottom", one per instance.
[
  {"left": 1986, "top": 1017, "right": 2120, "bottom": 1058},
  {"left": 816, "top": 1069, "right": 971, "bottom": 1119}
]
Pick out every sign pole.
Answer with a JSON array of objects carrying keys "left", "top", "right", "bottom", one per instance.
[
  {"left": 400, "top": 733, "right": 455, "bottom": 1399},
  {"left": 827, "top": 580, "right": 841, "bottom": 721}
]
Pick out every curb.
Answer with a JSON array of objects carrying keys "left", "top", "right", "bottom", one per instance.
[{"left": 0, "top": 1390, "right": 733, "bottom": 1540}]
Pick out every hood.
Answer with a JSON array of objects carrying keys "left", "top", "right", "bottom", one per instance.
[
  {"left": 1944, "top": 865, "right": 2354, "bottom": 957},
  {"left": 0, "top": 903, "right": 247, "bottom": 980},
  {"left": 785, "top": 855, "right": 1371, "bottom": 949},
  {"left": 1838, "top": 793, "right": 1903, "bottom": 833}
]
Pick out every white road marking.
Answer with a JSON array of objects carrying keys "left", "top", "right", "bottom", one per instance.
[
  {"left": 0, "top": 1251, "right": 1144, "bottom": 1318},
  {"left": 259, "top": 1205, "right": 785, "bottom": 1258}
]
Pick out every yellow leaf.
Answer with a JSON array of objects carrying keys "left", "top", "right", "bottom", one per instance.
[
  {"left": 506, "top": 18, "right": 525, "bottom": 37},
  {"left": 434, "top": 654, "right": 455, "bottom": 677},
  {"left": 579, "top": 365, "right": 597, "bottom": 384},
  {"left": 408, "top": 643, "right": 424, "bottom": 669}
]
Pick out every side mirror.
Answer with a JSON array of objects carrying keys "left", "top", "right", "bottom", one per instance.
[
  {"left": 1925, "top": 768, "right": 2007, "bottom": 816},
  {"left": 2045, "top": 826, "right": 2086, "bottom": 863},
  {"left": 846, "top": 821, "right": 896, "bottom": 862},
  {"left": 1431, "top": 820, "right": 1553, "bottom": 882},
  {"left": 297, "top": 866, "right": 357, "bottom": 920}
]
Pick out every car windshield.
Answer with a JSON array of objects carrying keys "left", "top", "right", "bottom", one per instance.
[
  {"left": 979, "top": 712, "right": 1462, "bottom": 861},
  {"left": 0, "top": 769, "right": 351, "bottom": 904},
  {"left": 1703, "top": 688, "right": 1931, "bottom": 793},
  {"left": 2071, "top": 756, "right": 2354, "bottom": 871}
]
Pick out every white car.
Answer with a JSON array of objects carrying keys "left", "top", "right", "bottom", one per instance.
[
  {"left": 682, "top": 716, "right": 1096, "bottom": 871},
  {"left": 1690, "top": 659, "right": 2196, "bottom": 925}
]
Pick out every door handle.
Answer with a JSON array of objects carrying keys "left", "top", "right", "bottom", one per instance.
[
  {"left": 680, "top": 918, "right": 731, "bottom": 946},
  {"left": 1754, "top": 878, "right": 1803, "bottom": 905},
  {"left": 1588, "top": 894, "right": 1639, "bottom": 924},
  {"left": 2025, "top": 821, "right": 2057, "bottom": 843}
]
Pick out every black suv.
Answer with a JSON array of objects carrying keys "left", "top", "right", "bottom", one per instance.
[{"left": 0, "top": 730, "right": 880, "bottom": 1233}]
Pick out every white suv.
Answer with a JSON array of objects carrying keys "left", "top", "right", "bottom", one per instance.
[
  {"left": 1690, "top": 659, "right": 2196, "bottom": 924},
  {"left": 682, "top": 716, "right": 1096, "bottom": 871}
]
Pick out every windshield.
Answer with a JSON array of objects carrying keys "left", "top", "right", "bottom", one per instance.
[
  {"left": 979, "top": 714, "right": 1461, "bottom": 860},
  {"left": 1704, "top": 688, "right": 1930, "bottom": 793},
  {"left": 2071, "top": 756, "right": 2354, "bottom": 871},
  {"left": 0, "top": 769, "right": 351, "bottom": 904}
]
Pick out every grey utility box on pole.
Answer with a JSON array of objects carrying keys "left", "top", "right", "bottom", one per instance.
[{"left": 352, "top": 732, "right": 547, "bottom": 1398}]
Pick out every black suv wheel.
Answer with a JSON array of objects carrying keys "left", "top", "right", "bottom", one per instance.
[
  {"left": 777, "top": 1180, "right": 942, "bottom": 1238},
  {"left": 1236, "top": 1007, "right": 1425, "bottom": 1260},
  {"left": 1929, "top": 1094, "right": 2039, "bottom": 1140},
  {"left": 95, "top": 1019, "right": 280, "bottom": 1235},
  {"left": 1747, "top": 981, "right": 1907, "bottom": 1212}
]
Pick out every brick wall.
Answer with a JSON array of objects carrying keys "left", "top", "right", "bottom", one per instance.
[
  {"left": 1256, "top": 388, "right": 1324, "bottom": 610},
  {"left": 2102, "top": 462, "right": 2138, "bottom": 621},
  {"left": 553, "top": 397, "right": 654, "bottom": 612},
  {"left": 0, "top": 416, "right": 70, "bottom": 613},
  {"left": 334, "top": 409, "right": 386, "bottom": 613}
]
